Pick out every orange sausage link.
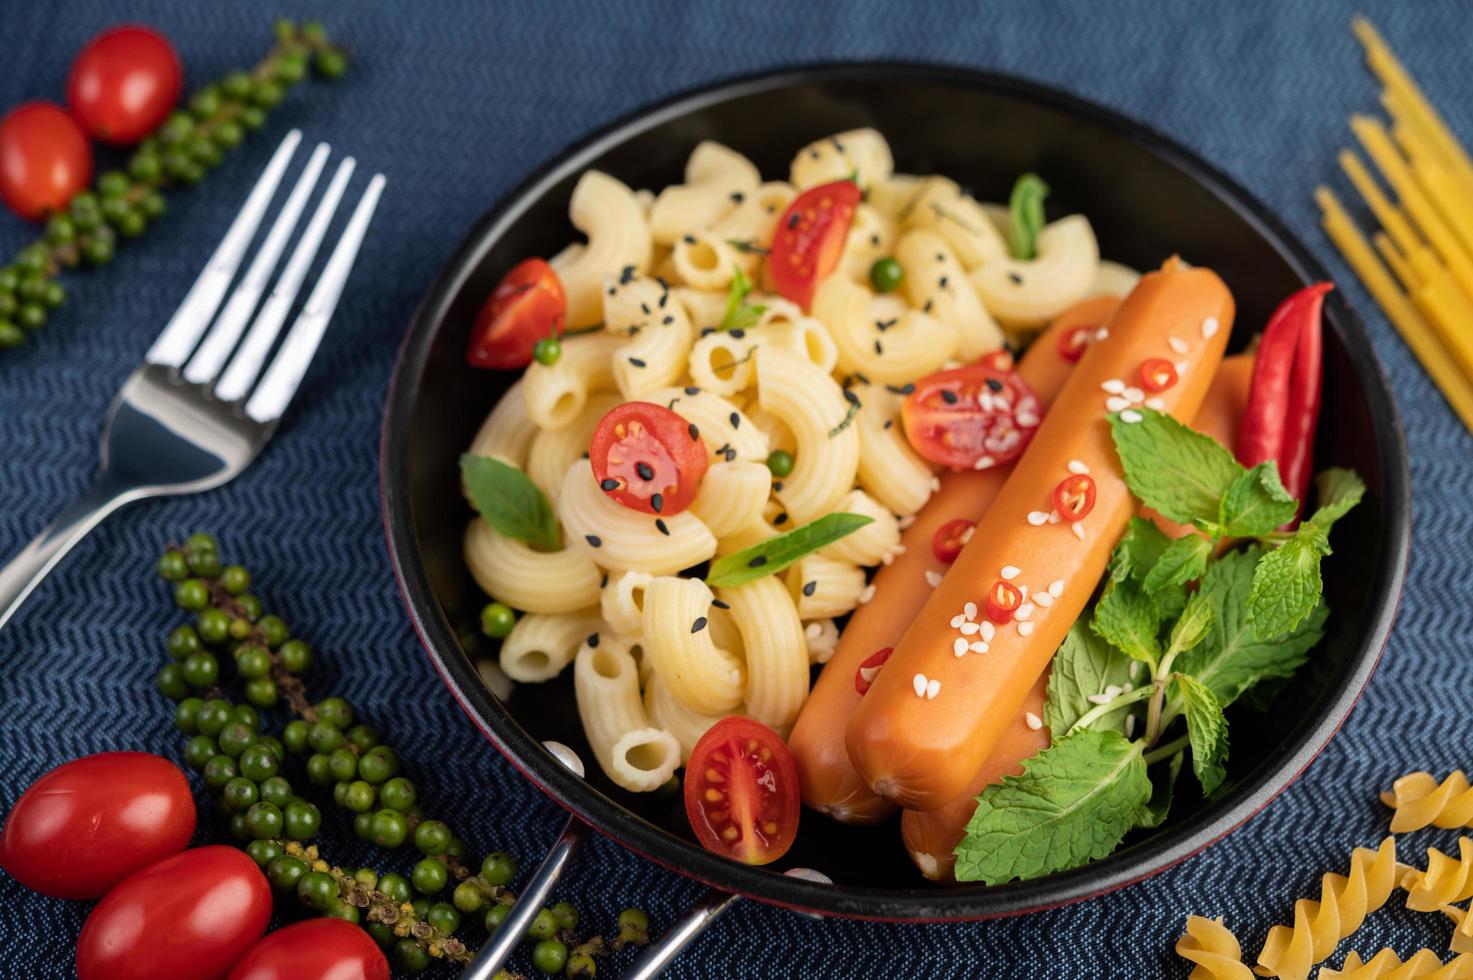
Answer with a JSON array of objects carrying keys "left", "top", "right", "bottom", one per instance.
[
  {"left": 898, "top": 351, "right": 1254, "bottom": 880},
  {"left": 846, "top": 258, "right": 1233, "bottom": 811},
  {"left": 789, "top": 297, "right": 1118, "bottom": 824}
]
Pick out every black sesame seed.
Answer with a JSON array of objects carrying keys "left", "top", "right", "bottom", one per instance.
[
  {"left": 636, "top": 462, "right": 655, "bottom": 481},
  {"left": 691, "top": 616, "right": 708, "bottom": 633},
  {"left": 871, "top": 234, "right": 881, "bottom": 247},
  {"left": 629, "top": 357, "right": 646, "bottom": 368},
  {"left": 1008, "top": 271, "right": 1024, "bottom": 285},
  {"left": 883, "top": 418, "right": 893, "bottom": 429},
  {"left": 935, "top": 252, "right": 945, "bottom": 262},
  {"left": 688, "top": 423, "right": 700, "bottom": 441},
  {"left": 641, "top": 302, "right": 651, "bottom": 315},
  {"left": 587, "top": 633, "right": 600, "bottom": 648},
  {"left": 809, "top": 149, "right": 821, "bottom": 160},
  {"left": 655, "top": 518, "right": 670, "bottom": 536},
  {"left": 802, "top": 580, "right": 817, "bottom": 597},
  {"left": 832, "top": 138, "right": 845, "bottom": 152},
  {"left": 788, "top": 212, "right": 801, "bottom": 229},
  {"left": 724, "top": 447, "right": 737, "bottom": 462},
  {"left": 729, "top": 412, "right": 740, "bottom": 429},
  {"left": 940, "top": 389, "right": 959, "bottom": 405},
  {"left": 620, "top": 265, "right": 635, "bottom": 284},
  {"left": 923, "top": 299, "right": 934, "bottom": 313},
  {"left": 701, "top": 326, "right": 716, "bottom": 336},
  {"left": 939, "top": 275, "right": 950, "bottom": 288},
  {"left": 887, "top": 382, "right": 916, "bottom": 395},
  {"left": 774, "top": 512, "right": 789, "bottom": 526},
  {"left": 773, "top": 481, "right": 784, "bottom": 492},
  {"left": 683, "top": 234, "right": 696, "bottom": 245},
  {"left": 600, "top": 573, "right": 609, "bottom": 588},
  {"left": 986, "top": 378, "right": 1004, "bottom": 392},
  {"left": 748, "top": 555, "right": 768, "bottom": 568},
  {"left": 874, "top": 340, "right": 883, "bottom": 355},
  {"left": 585, "top": 535, "right": 602, "bottom": 548},
  {"left": 875, "top": 318, "right": 897, "bottom": 331},
  {"left": 711, "top": 599, "right": 730, "bottom": 610},
  {"left": 855, "top": 372, "right": 871, "bottom": 385},
  {"left": 600, "top": 478, "right": 621, "bottom": 491},
  {"left": 730, "top": 329, "right": 746, "bottom": 339},
  {"left": 730, "top": 191, "right": 745, "bottom": 204},
  {"left": 659, "top": 291, "right": 669, "bottom": 307},
  {"left": 651, "top": 493, "right": 664, "bottom": 513},
  {"left": 684, "top": 386, "right": 700, "bottom": 396},
  {"left": 607, "top": 286, "right": 617, "bottom": 296},
  {"left": 662, "top": 315, "right": 674, "bottom": 324}
]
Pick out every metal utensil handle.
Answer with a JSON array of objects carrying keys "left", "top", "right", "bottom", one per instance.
[
  {"left": 623, "top": 888, "right": 742, "bottom": 980},
  {"left": 0, "top": 476, "right": 133, "bottom": 633},
  {"left": 459, "top": 814, "right": 589, "bottom": 980}
]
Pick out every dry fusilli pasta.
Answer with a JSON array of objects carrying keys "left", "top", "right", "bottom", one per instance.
[
  {"left": 1383, "top": 772, "right": 1473, "bottom": 833},
  {"left": 1318, "top": 949, "right": 1473, "bottom": 979},
  {"left": 1402, "top": 839, "right": 1473, "bottom": 912},
  {"left": 1174, "top": 916, "right": 1253, "bottom": 979}
]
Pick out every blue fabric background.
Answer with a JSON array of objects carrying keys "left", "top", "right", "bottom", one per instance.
[{"left": 0, "top": 1, "right": 1469, "bottom": 976}]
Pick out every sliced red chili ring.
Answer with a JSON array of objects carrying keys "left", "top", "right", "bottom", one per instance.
[
  {"left": 985, "top": 581, "right": 1022, "bottom": 624},
  {"left": 931, "top": 518, "right": 975, "bottom": 564},
  {"left": 1053, "top": 474, "right": 1096, "bottom": 523},
  {"left": 1057, "top": 326, "right": 1091, "bottom": 363},
  {"left": 979, "top": 350, "right": 1015, "bottom": 372},
  {"left": 854, "top": 647, "right": 894, "bottom": 695},
  {"left": 1139, "top": 358, "right": 1179, "bottom": 393}
]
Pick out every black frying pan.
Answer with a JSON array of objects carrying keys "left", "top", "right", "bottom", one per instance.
[{"left": 379, "top": 62, "right": 1410, "bottom": 971}]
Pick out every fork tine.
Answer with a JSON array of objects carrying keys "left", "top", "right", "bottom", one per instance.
[
  {"left": 182, "top": 142, "right": 331, "bottom": 385},
  {"left": 215, "top": 155, "right": 356, "bottom": 403},
  {"left": 146, "top": 130, "right": 303, "bottom": 368},
  {"left": 243, "top": 172, "right": 386, "bottom": 423}
]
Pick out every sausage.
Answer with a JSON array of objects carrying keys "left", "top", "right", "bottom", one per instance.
[
  {"left": 899, "top": 351, "right": 1254, "bottom": 880},
  {"left": 846, "top": 257, "right": 1233, "bottom": 810},
  {"left": 789, "top": 297, "right": 1117, "bottom": 824}
]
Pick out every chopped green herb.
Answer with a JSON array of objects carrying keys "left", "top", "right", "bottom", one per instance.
[
  {"left": 718, "top": 266, "right": 766, "bottom": 332},
  {"left": 705, "top": 513, "right": 872, "bottom": 588}
]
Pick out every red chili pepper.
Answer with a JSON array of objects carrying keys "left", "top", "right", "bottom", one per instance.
[{"left": 1235, "top": 283, "right": 1332, "bottom": 506}]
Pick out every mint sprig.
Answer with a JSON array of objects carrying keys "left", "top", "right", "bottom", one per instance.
[
  {"left": 1219, "top": 462, "right": 1298, "bottom": 537},
  {"left": 460, "top": 454, "right": 560, "bottom": 551},
  {"left": 1175, "top": 673, "right": 1229, "bottom": 796},
  {"left": 704, "top": 513, "right": 871, "bottom": 588},
  {"left": 1109, "top": 410, "right": 1241, "bottom": 528},
  {"left": 1044, "top": 622, "right": 1138, "bottom": 736}
]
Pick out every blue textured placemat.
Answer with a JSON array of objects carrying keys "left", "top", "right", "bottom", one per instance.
[{"left": 1, "top": 0, "right": 1470, "bottom": 976}]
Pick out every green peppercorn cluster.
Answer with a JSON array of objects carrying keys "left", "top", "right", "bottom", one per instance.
[
  {"left": 156, "top": 533, "right": 649, "bottom": 976},
  {"left": 0, "top": 19, "right": 347, "bottom": 352}
]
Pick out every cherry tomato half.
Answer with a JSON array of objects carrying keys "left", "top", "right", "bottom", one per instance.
[
  {"left": 985, "top": 580, "right": 1023, "bottom": 624},
  {"left": 68, "top": 26, "right": 183, "bottom": 144},
  {"left": 1053, "top": 474, "right": 1097, "bottom": 523},
  {"left": 1, "top": 752, "right": 195, "bottom": 900},
  {"left": 854, "top": 646, "right": 894, "bottom": 695},
  {"left": 901, "top": 362, "right": 1043, "bottom": 470},
  {"left": 467, "top": 258, "right": 567, "bottom": 370},
  {"left": 590, "top": 401, "right": 708, "bottom": 515},
  {"left": 1139, "top": 357, "right": 1179, "bottom": 393},
  {"left": 769, "top": 180, "right": 861, "bottom": 308},
  {"left": 931, "top": 518, "right": 975, "bottom": 564},
  {"left": 228, "top": 918, "right": 390, "bottom": 980},
  {"left": 76, "top": 845, "right": 271, "bottom": 980},
  {"left": 0, "top": 102, "right": 93, "bottom": 221},
  {"left": 685, "top": 717, "right": 800, "bottom": 865}
]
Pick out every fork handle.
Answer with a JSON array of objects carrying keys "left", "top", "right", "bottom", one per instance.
[{"left": 0, "top": 475, "right": 137, "bottom": 632}]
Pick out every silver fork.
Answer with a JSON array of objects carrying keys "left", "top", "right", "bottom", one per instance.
[{"left": 0, "top": 131, "right": 385, "bottom": 631}]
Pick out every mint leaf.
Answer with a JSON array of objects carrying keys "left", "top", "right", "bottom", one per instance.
[
  {"left": 1143, "top": 534, "right": 1213, "bottom": 594},
  {"left": 1091, "top": 577, "right": 1161, "bottom": 668},
  {"left": 1247, "top": 522, "right": 1329, "bottom": 638},
  {"left": 705, "top": 513, "right": 872, "bottom": 588},
  {"left": 1175, "top": 673, "right": 1229, "bottom": 796},
  {"left": 718, "top": 265, "right": 766, "bottom": 332},
  {"left": 1177, "top": 548, "right": 1327, "bottom": 706},
  {"left": 1308, "top": 467, "right": 1366, "bottom": 529},
  {"left": 954, "top": 730, "right": 1150, "bottom": 884},
  {"left": 1220, "top": 462, "right": 1298, "bottom": 537},
  {"left": 1044, "top": 622, "right": 1140, "bottom": 736},
  {"left": 1109, "top": 517, "right": 1173, "bottom": 584},
  {"left": 1008, "top": 173, "right": 1049, "bottom": 261},
  {"left": 1110, "top": 410, "right": 1243, "bottom": 526},
  {"left": 460, "top": 454, "right": 560, "bottom": 551},
  {"left": 1136, "top": 751, "right": 1183, "bottom": 829},
  {"left": 1168, "top": 590, "right": 1215, "bottom": 657}
]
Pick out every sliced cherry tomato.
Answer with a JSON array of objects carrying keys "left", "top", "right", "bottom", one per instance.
[
  {"left": 931, "top": 518, "right": 975, "bottom": 564},
  {"left": 1139, "top": 357, "right": 1179, "bottom": 393},
  {"left": 985, "top": 580, "right": 1023, "bottom": 624},
  {"left": 854, "top": 647, "right": 894, "bottom": 695},
  {"left": 76, "top": 846, "right": 271, "bottom": 980},
  {"left": 228, "top": 918, "right": 390, "bottom": 980},
  {"left": 1053, "top": 474, "right": 1097, "bottom": 523},
  {"left": 0, "top": 102, "right": 93, "bottom": 221},
  {"left": 590, "top": 402, "right": 708, "bottom": 515},
  {"left": 1058, "top": 326, "right": 1092, "bottom": 363},
  {"left": 684, "top": 717, "right": 799, "bottom": 865},
  {"left": 68, "top": 26, "right": 183, "bottom": 144},
  {"left": 1, "top": 752, "right": 195, "bottom": 900},
  {"left": 467, "top": 258, "right": 566, "bottom": 370},
  {"left": 901, "top": 362, "right": 1043, "bottom": 469},
  {"left": 769, "top": 180, "right": 861, "bottom": 308}
]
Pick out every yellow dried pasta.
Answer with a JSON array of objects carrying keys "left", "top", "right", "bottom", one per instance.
[
  {"left": 1383, "top": 772, "right": 1473, "bottom": 833},
  {"left": 1402, "top": 839, "right": 1473, "bottom": 912},
  {"left": 1175, "top": 916, "right": 1254, "bottom": 979},
  {"left": 1319, "top": 949, "right": 1473, "bottom": 979},
  {"left": 1254, "top": 837, "right": 1399, "bottom": 980}
]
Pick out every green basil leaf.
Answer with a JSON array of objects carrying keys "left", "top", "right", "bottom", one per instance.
[
  {"left": 705, "top": 513, "right": 873, "bottom": 588},
  {"left": 460, "top": 454, "right": 560, "bottom": 551}
]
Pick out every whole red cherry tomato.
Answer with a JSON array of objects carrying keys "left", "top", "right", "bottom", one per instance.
[
  {"left": 228, "top": 918, "right": 390, "bottom": 980},
  {"left": 76, "top": 846, "right": 271, "bottom": 980},
  {"left": 1, "top": 752, "right": 195, "bottom": 899},
  {"left": 0, "top": 102, "right": 93, "bottom": 220},
  {"left": 466, "top": 258, "right": 566, "bottom": 369},
  {"left": 68, "top": 25, "right": 183, "bottom": 144}
]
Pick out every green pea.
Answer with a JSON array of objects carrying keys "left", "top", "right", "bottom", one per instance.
[
  {"left": 527, "top": 908, "right": 557, "bottom": 941},
  {"left": 279, "top": 638, "right": 312, "bottom": 672},
  {"left": 452, "top": 880, "right": 484, "bottom": 913},
  {"left": 393, "top": 938, "right": 429, "bottom": 972},
  {"left": 413, "top": 819, "right": 450, "bottom": 855},
  {"left": 196, "top": 699, "right": 233, "bottom": 737},
  {"left": 267, "top": 854, "right": 307, "bottom": 891},
  {"left": 533, "top": 336, "right": 561, "bottom": 366},
  {"left": 202, "top": 755, "right": 238, "bottom": 790},
  {"left": 183, "top": 734, "right": 217, "bottom": 770},
  {"left": 259, "top": 776, "right": 292, "bottom": 806},
  {"left": 765, "top": 449, "right": 795, "bottom": 477},
  {"left": 869, "top": 256, "right": 904, "bottom": 293},
  {"left": 480, "top": 601, "right": 516, "bottom": 639},
  {"left": 532, "top": 939, "right": 568, "bottom": 975},
  {"left": 175, "top": 578, "right": 209, "bottom": 610},
  {"left": 238, "top": 744, "right": 278, "bottom": 781},
  {"left": 181, "top": 651, "right": 220, "bottom": 688},
  {"left": 370, "top": 809, "right": 408, "bottom": 848},
  {"left": 410, "top": 858, "right": 447, "bottom": 895},
  {"left": 296, "top": 870, "right": 338, "bottom": 910},
  {"left": 156, "top": 663, "right": 190, "bottom": 700},
  {"left": 379, "top": 777, "right": 416, "bottom": 812},
  {"left": 480, "top": 852, "right": 516, "bottom": 887},
  {"left": 328, "top": 747, "right": 358, "bottom": 782},
  {"left": 283, "top": 801, "right": 321, "bottom": 840},
  {"left": 245, "top": 838, "right": 282, "bottom": 868}
]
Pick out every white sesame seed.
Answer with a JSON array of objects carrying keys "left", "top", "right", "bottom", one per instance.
[
  {"left": 1094, "top": 327, "right": 1110, "bottom": 341},
  {"left": 1086, "top": 692, "right": 1114, "bottom": 705},
  {"left": 1027, "top": 511, "right": 1049, "bottom": 526},
  {"left": 1101, "top": 378, "right": 1125, "bottom": 394},
  {"left": 963, "top": 601, "right": 978, "bottom": 620},
  {"left": 960, "top": 527, "right": 975, "bottom": 544},
  {"left": 973, "top": 455, "right": 995, "bottom": 471},
  {"left": 1122, "top": 386, "right": 1144, "bottom": 403},
  {"left": 1067, "top": 459, "right": 1089, "bottom": 475},
  {"left": 805, "top": 622, "right": 822, "bottom": 639},
  {"left": 1072, "top": 523, "right": 1087, "bottom": 541},
  {"left": 925, "top": 679, "right": 940, "bottom": 700},
  {"left": 1145, "top": 397, "right": 1166, "bottom": 411},
  {"left": 881, "top": 551, "right": 895, "bottom": 566},
  {"left": 1201, "top": 316, "right": 1219, "bottom": 339},
  {"left": 1125, "top": 715, "right": 1136, "bottom": 737},
  {"left": 1034, "top": 591, "right": 1054, "bottom": 607},
  {"left": 893, "top": 545, "right": 907, "bottom": 555},
  {"left": 950, "top": 614, "right": 966, "bottom": 628},
  {"left": 925, "top": 570, "right": 943, "bottom": 588},
  {"left": 1048, "top": 580, "right": 1064, "bottom": 597},
  {"left": 1019, "top": 584, "right": 1028, "bottom": 598},
  {"left": 858, "top": 584, "right": 877, "bottom": 604},
  {"left": 929, "top": 477, "right": 941, "bottom": 492},
  {"left": 1122, "top": 683, "right": 1133, "bottom": 694},
  {"left": 1129, "top": 661, "right": 1142, "bottom": 680},
  {"left": 1048, "top": 510, "right": 1061, "bottom": 524},
  {"left": 1168, "top": 335, "right": 1188, "bottom": 354},
  {"left": 953, "top": 637, "right": 968, "bottom": 657},
  {"left": 1015, "top": 602, "right": 1035, "bottom": 621},
  {"left": 897, "top": 514, "right": 917, "bottom": 530},
  {"left": 959, "top": 621, "right": 979, "bottom": 636},
  {"left": 1025, "top": 712, "right": 1043, "bottom": 731},
  {"left": 979, "top": 622, "right": 995, "bottom": 643},
  {"left": 1018, "top": 621, "right": 1035, "bottom": 637},
  {"left": 1104, "top": 685, "right": 1122, "bottom": 697},
  {"left": 1105, "top": 395, "right": 1130, "bottom": 413},
  {"left": 1017, "top": 411, "right": 1039, "bottom": 427},
  {"left": 913, "top": 674, "right": 928, "bottom": 697},
  {"left": 979, "top": 391, "right": 995, "bottom": 412},
  {"left": 1119, "top": 409, "right": 1142, "bottom": 424},
  {"left": 1000, "top": 565, "right": 1020, "bottom": 580},
  {"left": 969, "top": 641, "right": 988, "bottom": 654}
]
